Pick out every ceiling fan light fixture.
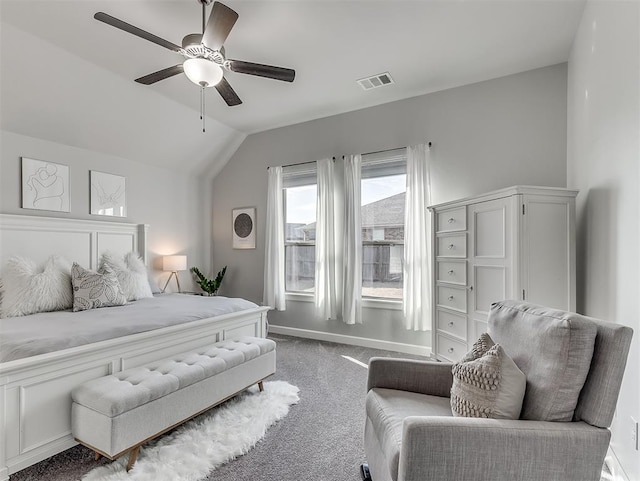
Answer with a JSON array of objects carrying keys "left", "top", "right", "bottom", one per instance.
[{"left": 183, "top": 58, "right": 223, "bottom": 87}]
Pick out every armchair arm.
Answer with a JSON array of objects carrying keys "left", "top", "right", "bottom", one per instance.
[
  {"left": 399, "top": 417, "right": 610, "bottom": 481},
  {"left": 367, "top": 357, "right": 453, "bottom": 397}
]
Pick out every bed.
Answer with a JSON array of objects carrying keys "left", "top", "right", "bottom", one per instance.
[{"left": 0, "top": 214, "right": 269, "bottom": 480}]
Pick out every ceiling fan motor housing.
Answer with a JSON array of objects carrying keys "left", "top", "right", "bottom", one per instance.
[{"left": 182, "top": 34, "right": 225, "bottom": 64}]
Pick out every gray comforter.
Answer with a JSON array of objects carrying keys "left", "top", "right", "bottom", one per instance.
[{"left": 0, "top": 294, "right": 259, "bottom": 363}]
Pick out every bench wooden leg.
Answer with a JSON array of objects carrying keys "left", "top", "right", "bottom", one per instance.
[
  {"left": 94, "top": 451, "right": 102, "bottom": 461},
  {"left": 126, "top": 446, "right": 140, "bottom": 472},
  {"left": 258, "top": 380, "right": 264, "bottom": 392}
]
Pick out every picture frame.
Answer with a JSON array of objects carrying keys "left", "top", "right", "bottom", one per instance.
[
  {"left": 90, "top": 171, "right": 126, "bottom": 217},
  {"left": 232, "top": 207, "right": 256, "bottom": 249},
  {"left": 21, "top": 157, "right": 70, "bottom": 212}
]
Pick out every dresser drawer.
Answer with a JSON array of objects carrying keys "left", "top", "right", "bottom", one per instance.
[
  {"left": 436, "top": 207, "right": 466, "bottom": 233},
  {"left": 436, "top": 309, "right": 467, "bottom": 340},
  {"left": 436, "top": 234, "right": 467, "bottom": 258},
  {"left": 436, "top": 333, "right": 468, "bottom": 362},
  {"left": 437, "top": 285, "right": 467, "bottom": 313},
  {"left": 437, "top": 260, "right": 466, "bottom": 285}
]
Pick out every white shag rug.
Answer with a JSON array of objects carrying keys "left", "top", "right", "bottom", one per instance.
[{"left": 82, "top": 380, "right": 300, "bottom": 481}]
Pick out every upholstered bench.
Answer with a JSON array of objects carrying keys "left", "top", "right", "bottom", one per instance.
[{"left": 71, "top": 336, "right": 276, "bottom": 471}]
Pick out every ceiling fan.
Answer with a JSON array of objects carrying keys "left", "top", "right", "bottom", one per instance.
[{"left": 94, "top": 0, "right": 296, "bottom": 108}]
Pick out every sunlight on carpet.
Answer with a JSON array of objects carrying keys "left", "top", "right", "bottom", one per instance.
[{"left": 81, "top": 380, "right": 299, "bottom": 481}]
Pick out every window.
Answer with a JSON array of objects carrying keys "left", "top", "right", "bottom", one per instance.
[
  {"left": 281, "top": 152, "right": 407, "bottom": 300},
  {"left": 361, "top": 149, "right": 407, "bottom": 299},
  {"left": 283, "top": 166, "right": 317, "bottom": 293}
]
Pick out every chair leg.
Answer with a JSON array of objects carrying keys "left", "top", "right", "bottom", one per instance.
[
  {"left": 360, "top": 463, "right": 372, "bottom": 481},
  {"left": 126, "top": 446, "right": 140, "bottom": 472}
]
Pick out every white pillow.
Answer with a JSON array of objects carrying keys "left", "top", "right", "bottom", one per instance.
[
  {"left": 71, "top": 263, "right": 127, "bottom": 312},
  {"left": 0, "top": 255, "right": 73, "bottom": 318},
  {"left": 450, "top": 333, "right": 526, "bottom": 420},
  {"left": 99, "top": 252, "right": 153, "bottom": 301}
]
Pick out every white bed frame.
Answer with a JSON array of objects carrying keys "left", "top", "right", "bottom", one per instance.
[{"left": 0, "top": 214, "right": 269, "bottom": 480}]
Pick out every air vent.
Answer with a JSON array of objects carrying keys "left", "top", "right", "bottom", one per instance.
[{"left": 357, "top": 72, "right": 394, "bottom": 90}]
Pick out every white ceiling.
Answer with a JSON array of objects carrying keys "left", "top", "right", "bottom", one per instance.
[{"left": 0, "top": 0, "right": 586, "bottom": 174}]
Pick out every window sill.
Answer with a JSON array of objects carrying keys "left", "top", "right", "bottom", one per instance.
[
  {"left": 284, "top": 292, "right": 402, "bottom": 311},
  {"left": 285, "top": 292, "right": 314, "bottom": 303},
  {"left": 363, "top": 297, "right": 402, "bottom": 310}
]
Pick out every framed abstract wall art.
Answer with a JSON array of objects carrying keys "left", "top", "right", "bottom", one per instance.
[
  {"left": 21, "top": 157, "right": 70, "bottom": 212},
  {"left": 232, "top": 207, "right": 256, "bottom": 249},
  {"left": 90, "top": 171, "right": 126, "bottom": 217}
]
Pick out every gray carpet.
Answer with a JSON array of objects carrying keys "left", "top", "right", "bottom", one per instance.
[{"left": 9, "top": 335, "right": 611, "bottom": 481}]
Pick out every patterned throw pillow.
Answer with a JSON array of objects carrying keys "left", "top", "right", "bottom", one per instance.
[
  {"left": 99, "top": 252, "right": 153, "bottom": 301},
  {"left": 450, "top": 333, "right": 526, "bottom": 420},
  {"left": 71, "top": 263, "right": 127, "bottom": 312},
  {"left": 0, "top": 255, "right": 73, "bottom": 318}
]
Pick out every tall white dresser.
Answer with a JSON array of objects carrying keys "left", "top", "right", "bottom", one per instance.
[{"left": 428, "top": 186, "right": 578, "bottom": 362}]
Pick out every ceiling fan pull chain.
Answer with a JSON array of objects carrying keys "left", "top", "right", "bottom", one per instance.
[{"left": 202, "top": 86, "right": 206, "bottom": 133}]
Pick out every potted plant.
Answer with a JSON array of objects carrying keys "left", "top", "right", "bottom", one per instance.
[{"left": 190, "top": 266, "right": 227, "bottom": 296}]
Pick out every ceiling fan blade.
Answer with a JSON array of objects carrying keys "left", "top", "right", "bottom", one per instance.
[
  {"left": 215, "top": 77, "right": 242, "bottom": 106},
  {"left": 94, "top": 12, "right": 182, "bottom": 52},
  {"left": 201, "top": 2, "right": 239, "bottom": 51},
  {"left": 227, "top": 60, "right": 295, "bottom": 82},
  {"left": 135, "top": 64, "right": 184, "bottom": 85}
]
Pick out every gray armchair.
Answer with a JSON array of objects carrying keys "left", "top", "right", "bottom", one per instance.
[{"left": 363, "top": 301, "right": 633, "bottom": 481}]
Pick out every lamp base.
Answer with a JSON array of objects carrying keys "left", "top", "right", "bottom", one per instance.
[{"left": 162, "top": 271, "right": 182, "bottom": 293}]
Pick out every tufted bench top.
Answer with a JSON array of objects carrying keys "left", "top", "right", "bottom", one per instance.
[{"left": 72, "top": 337, "right": 275, "bottom": 417}]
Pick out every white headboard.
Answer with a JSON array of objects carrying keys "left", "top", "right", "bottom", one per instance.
[{"left": 0, "top": 214, "right": 148, "bottom": 271}]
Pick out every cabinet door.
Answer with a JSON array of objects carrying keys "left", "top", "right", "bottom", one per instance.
[
  {"left": 520, "top": 195, "right": 575, "bottom": 311},
  {"left": 467, "top": 197, "right": 515, "bottom": 338}
]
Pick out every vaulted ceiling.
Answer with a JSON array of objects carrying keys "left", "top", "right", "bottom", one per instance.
[{"left": 0, "top": 0, "right": 586, "bottom": 176}]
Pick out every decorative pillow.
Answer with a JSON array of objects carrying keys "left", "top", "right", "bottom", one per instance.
[
  {"left": 488, "top": 300, "right": 598, "bottom": 422},
  {"left": 0, "top": 255, "right": 73, "bottom": 318},
  {"left": 71, "top": 263, "right": 127, "bottom": 312},
  {"left": 99, "top": 252, "right": 153, "bottom": 301},
  {"left": 450, "top": 333, "right": 526, "bottom": 420}
]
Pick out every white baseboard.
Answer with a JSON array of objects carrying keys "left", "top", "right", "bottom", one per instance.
[
  {"left": 268, "top": 325, "right": 432, "bottom": 357},
  {"left": 604, "top": 447, "right": 631, "bottom": 481}
]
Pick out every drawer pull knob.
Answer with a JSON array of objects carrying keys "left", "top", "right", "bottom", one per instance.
[
  {"left": 448, "top": 295, "right": 454, "bottom": 301},
  {"left": 447, "top": 217, "right": 455, "bottom": 224},
  {"left": 448, "top": 321, "right": 455, "bottom": 327},
  {"left": 448, "top": 347, "right": 455, "bottom": 353},
  {"left": 448, "top": 270, "right": 455, "bottom": 275},
  {"left": 448, "top": 244, "right": 455, "bottom": 250}
]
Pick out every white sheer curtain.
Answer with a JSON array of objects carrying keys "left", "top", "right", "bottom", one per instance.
[
  {"left": 263, "top": 166, "right": 286, "bottom": 311},
  {"left": 314, "top": 158, "right": 338, "bottom": 319},
  {"left": 403, "top": 143, "right": 432, "bottom": 330},
  {"left": 342, "top": 154, "right": 362, "bottom": 324}
]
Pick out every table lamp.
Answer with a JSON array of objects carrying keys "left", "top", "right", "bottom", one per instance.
[{"left": 162, "top": 255, "right": 187, "bottom": 293}]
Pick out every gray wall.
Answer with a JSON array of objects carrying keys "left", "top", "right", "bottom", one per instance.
[
  {"left": 0, "top": 130, "right": 212, "bottom": 292},
  {"left": 567, "top": 1, "right": 639, "bottom": 477},
  {"left": 211, "top": 63, "right": 568, "bottom": 349}
]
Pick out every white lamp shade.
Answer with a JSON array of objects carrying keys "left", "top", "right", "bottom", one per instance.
[
  {"left": 183, "top": 58, "right": 223, "bottom": 87},
  {"left": 163, "top": 255, "right": 187, "bottom": 272}
]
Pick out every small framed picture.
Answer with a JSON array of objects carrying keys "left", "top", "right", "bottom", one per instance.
[
  {"left": 91, "top": 171, "right": 126, "bottom": 217},
  {"left": 232, "top": 207, "right": 256, "bottom": 249},
  {"left": 21, "top": 157, "right": 70, "bottom": 212}
]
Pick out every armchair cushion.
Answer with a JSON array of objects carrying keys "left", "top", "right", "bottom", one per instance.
[
  {"left": 488, "top": 301, "right": 597, "bottom": 422},
  {"left": 450, "top": 333, "right": 525, "bottom": 419},
  {"left": 365, "top": 388, "right": 452, "bottom": 481}
]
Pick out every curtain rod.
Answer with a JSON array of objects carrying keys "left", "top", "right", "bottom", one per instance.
[
  {"left": 267, "top": 141, "right": 432, "bottom": 170},
  {"left": 363, "top": 141, "right": 432, "bottom": 158}
]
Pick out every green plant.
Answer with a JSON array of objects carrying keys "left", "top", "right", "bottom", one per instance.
[{"left": 190, "top": 266, "right": 227, "bottom": 295}]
